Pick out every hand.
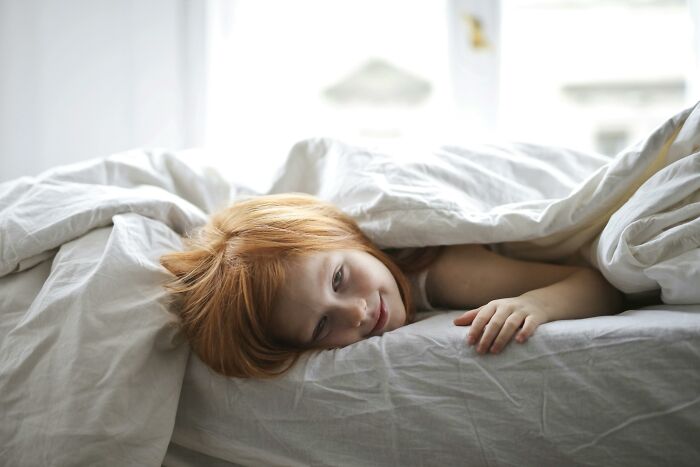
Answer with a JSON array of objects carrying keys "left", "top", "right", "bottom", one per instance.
[{"left": 453, "top": 296, "right": 549, "bottom": 354}]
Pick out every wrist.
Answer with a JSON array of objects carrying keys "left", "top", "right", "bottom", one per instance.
[{"left": 518, "top": 293, "right": 555, "bottom": 323}]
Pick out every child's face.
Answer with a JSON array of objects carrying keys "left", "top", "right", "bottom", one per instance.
[{"left": 270, "top": 249, "right": 407, "bottom": 349}]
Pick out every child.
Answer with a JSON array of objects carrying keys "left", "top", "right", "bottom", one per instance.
[{"left": 161, "top": 193, "right": 623, "bottom": 378}]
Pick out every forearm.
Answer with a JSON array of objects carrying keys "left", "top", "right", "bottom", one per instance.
[{"left": 521, "top": 267, "right": 624, "bottom": 322}]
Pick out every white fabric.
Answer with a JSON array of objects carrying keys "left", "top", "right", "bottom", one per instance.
[
  {"left": 1, "top": 103, "right": 699, "bottom": 466},
  {"left": 171, "top": 102, "right": 700, "bottom": 466},
  {"left": 270, "top": 102, "right": 700, "bottom": 303},
  {"left": 0, "top": 150, "right": 233, "bottom": 466},
  {"left": 170, "top": 307, "right": 700, "bottom": 467}
]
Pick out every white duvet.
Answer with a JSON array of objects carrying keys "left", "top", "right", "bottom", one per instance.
[
  {"left": 1, "top": 103, "right": 699, "bottom": 466},
  {"left": 270, "top": 102, "right": 700, "bottom": 302}
]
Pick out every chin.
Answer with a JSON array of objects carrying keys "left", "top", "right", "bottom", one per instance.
[{"left": 391, "top": 307, "right": 407, "bottom": 329}]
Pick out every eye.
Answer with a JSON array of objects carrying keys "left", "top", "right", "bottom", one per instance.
[
  {"left": 313, "top": 315, "right": 327, "bottom": 342},
  {"left": 332, "top": 265, "right": 344, "bottom": 291}
]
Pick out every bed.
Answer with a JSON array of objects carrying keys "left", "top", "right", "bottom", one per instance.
[{"left": 1, "top": 103, "right": 699, "bottom": 466}]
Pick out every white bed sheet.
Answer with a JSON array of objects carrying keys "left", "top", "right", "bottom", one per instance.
[
  {"left": 165, "top": 101, "right": 700, "bottom": 466},
  {"left": 167, "top": 305, "right": 700, "bottom": 467},
  {"left": 1, "top": 103, "right": 699, "bottom": 466}
]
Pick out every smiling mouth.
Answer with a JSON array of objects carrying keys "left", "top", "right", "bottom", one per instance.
[{"left": 369, "top": 295, "right": 388, "bottom": 336}]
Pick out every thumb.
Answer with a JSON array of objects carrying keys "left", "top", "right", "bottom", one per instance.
[{"left": 453, "top": 308, "right": 479, "bottom": 326}]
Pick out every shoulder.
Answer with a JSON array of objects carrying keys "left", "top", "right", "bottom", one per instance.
[
  {"left": 420, "top": 244, "right": 492, "bottom": 309},
  {"left": 383, "top": 246, "right": 444, "bottom": 274},
  {"left": 428, "top": 244, "right": 491, "bottom": 273},
  {"left": 425, "top": 244, "right": 581, "bottom": 309}
]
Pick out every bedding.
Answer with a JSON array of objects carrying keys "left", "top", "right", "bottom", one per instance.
[
  {"left": 1, "top": 102, "right": 699, "bottom": 466},
  {"left": 0, "top": 153, "right": 233, "bottom": 465},
  {"left": 166, "top": 306, "right": 700, "bottom": 467}
]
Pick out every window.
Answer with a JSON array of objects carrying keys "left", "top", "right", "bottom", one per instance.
[
  {"left": 200, "top": 0, "right": 697, "bottom": 190},
  {"left": 499, "top": 0, "right": 695, "bottom": 155}
]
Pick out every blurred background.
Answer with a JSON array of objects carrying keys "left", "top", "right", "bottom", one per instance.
[{"left": 1, "top": 0, "right": 698, "bottom": 189}]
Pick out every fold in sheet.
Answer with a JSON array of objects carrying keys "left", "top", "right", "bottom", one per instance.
[
  {"left": 1, "top": 103, "right": 699, "bottom": 466},
  {"left": 0, "top": 150, "right": 232, "bottom": 466},
  {"left": 270, "top": 102, "right": 700, "bottom": 303}
]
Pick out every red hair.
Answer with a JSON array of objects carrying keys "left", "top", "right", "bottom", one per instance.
[{"left": 160, "top": 193, "right": 415, "bottom": 378}]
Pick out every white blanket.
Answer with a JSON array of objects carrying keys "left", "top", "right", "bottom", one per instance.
[
  {"left": 270, "top": 101, "right": 700, "bottom": 302},
  {"left": 1, "top": 103, "right": 699, "bottom": 466},
  {"left": 0, "top": 151, "right": 232, "bottom": 465}
]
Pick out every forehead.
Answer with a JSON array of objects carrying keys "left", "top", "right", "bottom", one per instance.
[
  {"left": 269, "top": 250, "right": 333, "bottom": 344},
  {"left": 281, "top": 251, "right": 330, "bottom": 298}
]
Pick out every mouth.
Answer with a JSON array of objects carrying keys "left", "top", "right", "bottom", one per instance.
[{"left": 368, "top": 295, "right": 389, "bottom": 336}]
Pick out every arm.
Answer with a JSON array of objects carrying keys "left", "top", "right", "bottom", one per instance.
[{"left": 425, "top": 244, "right": 624, "bottom": 354}]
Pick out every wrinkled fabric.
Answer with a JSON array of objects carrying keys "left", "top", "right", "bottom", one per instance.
[
  {"left": 0, "top": 150, "right": 232, "bottom": 466},
  {"left": 170, "top": 308, "right": 700, "bottom": 467},
  {"left": 168, "top": 103, "right": 700, "bottom": 467},
  {"left": 1, "top": 103, "right": 699, "bottom": 467},
  {"left": 270, "top": 102, "right": 700, "bottom": 303}
]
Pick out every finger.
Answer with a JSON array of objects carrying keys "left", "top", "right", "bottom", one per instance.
[
  {"left": 475, "top": 306, "right": 512, "bottom": 353},
  {"left": 489, "top": 313, "right": 525, "bottom": 354},
  {"left": 515, "top": 315, "right": 542, "bottom": 343},
  {"left": 453, "top": 308, "right": 479, "bottom": 326},
  {"left": 467, "top": 304, "right": 497, "bottom": 346}
]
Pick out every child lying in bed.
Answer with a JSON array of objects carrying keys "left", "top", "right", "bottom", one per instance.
[{"left": 161, "top": 193, "right": 623, "bottom": 378}]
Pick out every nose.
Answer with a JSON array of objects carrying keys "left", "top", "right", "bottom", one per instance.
[{"left": 339, "top": 297, "right": 368, "bottom": 328}]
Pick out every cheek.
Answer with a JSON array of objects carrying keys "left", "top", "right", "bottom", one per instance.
[
  {"left": 388, "top": 296, "right": 407, "bottom": 330},
  {"left": 327, "top": 331, "right": 364, "bottom": 349}
]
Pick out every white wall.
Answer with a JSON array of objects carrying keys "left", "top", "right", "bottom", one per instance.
[
  {"left": 0, "top": 0, "right": 199, "bottom": 182},
  {"left": 0, "top": 0, "right": 503, "bottom": 186},
  {"left": 691, "top": 0, "right": 700, "bottom": 100},
  {"left": 195, "top": 0, "right": 501, "bottom": 191}
]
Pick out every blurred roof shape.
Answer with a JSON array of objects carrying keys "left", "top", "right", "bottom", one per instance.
[{"left": 323, "top": 58, "right": 431, "bottom": 107}]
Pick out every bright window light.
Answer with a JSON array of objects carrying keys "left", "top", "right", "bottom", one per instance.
[
  {"left": 201, "top": 0, "right": 696, "bottom": 190},
  {"left": 499, "top": 0, "right": 695, "bottom": 155}
]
